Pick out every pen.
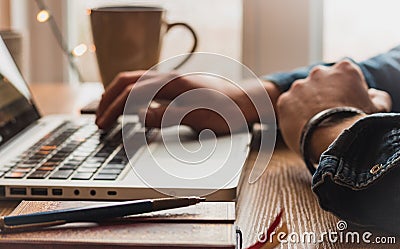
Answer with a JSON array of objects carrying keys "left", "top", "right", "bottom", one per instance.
[{"left": 0, "top": 196, "right": 205, "bottom": 232}]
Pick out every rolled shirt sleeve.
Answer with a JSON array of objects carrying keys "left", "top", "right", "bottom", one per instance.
[{"left": 312, "top": 113, "right": 400, "bottom": 233}]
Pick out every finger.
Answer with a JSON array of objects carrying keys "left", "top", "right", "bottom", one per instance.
[
  {"left": 97, "top": 73, "right": 186, "bottom": 129},
  {"left": 143, "top": 105, "right": 234, "bottom": 135},
  {"left": 96, "top": 85, "right": 132, "bottom": 130},
  {"left": 143, "top": 105, "right": 189, "bottom": 128},
  {"left": 134, "top": 73, "right": 189, "bottom": 101},
  {"left": 117, "top": 74, "right": 189, "bottom": 110},
  {"left": 308, "top": 65, "right": 330, "bottom": 80},
  {"left": 333, "top": 59, "right": 368, "bottom": 89},
  {"left": 368, "top": 88, "right": 392, "bottom": 112},
  {"left": 97, "top": 70, "right": 158, "bottom": 116}
]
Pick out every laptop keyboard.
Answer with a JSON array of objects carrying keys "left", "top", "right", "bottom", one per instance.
[{"left": 0, "top": 121, "right": 151, "bottom": 181}]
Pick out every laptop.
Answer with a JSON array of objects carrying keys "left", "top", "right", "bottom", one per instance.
[{"left": 0, "top": 36, "right": 251, "bottom": 201}]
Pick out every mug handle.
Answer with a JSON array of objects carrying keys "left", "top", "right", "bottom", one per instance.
[{"left": 166, "top": 22, "right": 198, "bottom": 70}]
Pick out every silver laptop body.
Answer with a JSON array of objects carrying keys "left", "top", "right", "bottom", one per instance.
[{"left": 0, "top": 36, "right": 251, "bottom": 201}]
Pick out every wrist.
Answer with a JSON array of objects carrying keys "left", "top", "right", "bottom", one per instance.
[
  {"left": 262, "top": 80, "right": 281, "bottom": 111},
  {"left": 235, "top": 80, "right": 281, "bottom": 125},
  {"left": 300, "top": 107, "right": 366, "bottom": 174},
  {"left": 309, "top": 114, "right": 366, "bottom": 163}
]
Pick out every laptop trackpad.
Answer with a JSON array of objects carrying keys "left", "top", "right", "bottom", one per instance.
[{"left": 129, "top": 126, "right": 251, "bottom": 190}]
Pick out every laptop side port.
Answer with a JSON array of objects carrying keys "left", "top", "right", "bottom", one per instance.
[
  {"left": 52, "top": 189, "right": 63, "bottom": 196},
  {"left": 10, "top": 187, "right": 27, "bottom": 195},
  {"left": 31, "top": 188, "right": 48, "bottom": 196}
]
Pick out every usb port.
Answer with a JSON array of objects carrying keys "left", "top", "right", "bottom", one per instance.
[
  {"left": 52, "top": 189, "right": 62, "bottom": 196},
  {"left": 31, "top": 188, "right": 48, "bottom": 196},
  {"left": 10, "top": 187, "right": 26, "bottom": 195}
]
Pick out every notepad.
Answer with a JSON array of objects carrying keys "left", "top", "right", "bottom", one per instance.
[{"left": 0, "top": 200, "right": 236, "bottom": 248}]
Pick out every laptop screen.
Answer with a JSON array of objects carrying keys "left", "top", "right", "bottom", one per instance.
[{"left": 0, "top": 37, "right": 40, "bottom": 147}]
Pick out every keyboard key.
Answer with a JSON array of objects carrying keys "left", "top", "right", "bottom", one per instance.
[
  {"left": 68, "top": 155, "right": 88, "bottom": 161},
  {"left": 59, "top": 165, "right": 79, "bottom": 170},
  {"left": 11, "top": 168, "right": 32, "bottom": 173},
  {"left": 27, "top": 170, "right": 50, "bottom": 179},
  {"left": 40, "top": 145, "right": 57, "bottom": 151},
  {"left": 86, "top": 158, "right": 106, "bottom": 163},
  {"left": 37, "top": 166, "right": 56, "bottom": 171},
  {"left": 94, "top": 152, "right": 110, "bottom": 158},
  {"left": 104, "top": 164, "right": 126, "bottom": 170},
  {"left": 109, "top": 158, "right": 126, "bottom": 164},
  {"left": 42, "top": 162, "right": 59, "bottom": 167},
  {"left": 4, "top": 172, "right": 26, "bottom": 178},
  {"left": 71, "top": 172, "right": 93, "bottom": 180},
  {"left": 63, "top": 161, "right": 81, "bottom": 166},
  {"left": 16, "top": 165, "right": 36, "bottom": 170},
  {"left": 50, "top": 170, "right": 74, "bottom": 179},
  {"left": 37, "top": 150, "right": 51, "bottom": 155},
  {"left": 76, "top": 167, "right": 97, "bottom": 173},
  {"left": 94, "top": 173, "right": 118, "bottom": 180},
  {"left": 82, "top": 162, "right": 102, "bottom": 168},
  {"left": 30, "top": 155, "right": 46, "bottom": 161},
  {"left": 72, "top": 152, "right": 91, "bottom": 158},
  {"left": 98, "top": 168, "right": 122, "bottom": 175},
  {"left": 20, "top": 160, "right": 38, "bottom": 165},
  {"left": 76, "top": 147, "right": 95, "bottom": 153}
]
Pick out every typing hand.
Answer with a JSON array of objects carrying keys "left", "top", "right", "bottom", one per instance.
[{"left": 96, "top": 70, "right": 280, "bottom": 135}]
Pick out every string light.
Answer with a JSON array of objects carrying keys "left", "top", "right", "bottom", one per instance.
[
  {"left": 72, "top": 43, "right": 88, "bottom": 57},
  {"left": 34, "top": 0, "right": 85, "bottom": 82},
  {"left": 36, "top": 10, "right": 50, "bottom": 22},
  {"left": 89, "top": 44, "right": 96, "bottom": 53}
]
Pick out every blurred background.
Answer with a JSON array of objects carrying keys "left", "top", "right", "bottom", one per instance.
[{"left": 0, "top": 0, "right": 400, "bottom": 84}]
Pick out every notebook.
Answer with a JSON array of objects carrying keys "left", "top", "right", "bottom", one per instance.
[{"left": 0, "top": 200, "right": 237, "bottom": 248}]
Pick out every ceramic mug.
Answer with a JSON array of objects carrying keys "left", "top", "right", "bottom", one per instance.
[{"left": 91, "top": 6, "right": 198, "bottom": 87}]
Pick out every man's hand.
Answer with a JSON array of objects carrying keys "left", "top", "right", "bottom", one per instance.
[
  {"left": 96, "top": 70, "right": 281, "bottom": 135},
  {"left": 277, "top": 60, "right": 392, "bottom": 154}
]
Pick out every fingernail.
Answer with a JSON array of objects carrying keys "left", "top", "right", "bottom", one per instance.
[
  {"left": 138, "top": 109, "right": 151, "bottom": 125},
  {"left": 145, "top": 109, "right": 154, "bottom": 123},
  {"left": 95, "top": 117, "right": 104, "bottom": 128}
]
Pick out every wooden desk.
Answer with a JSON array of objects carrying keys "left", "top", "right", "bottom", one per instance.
[{"left": 0, "top": 83, "right": 389, "bottom": 248}]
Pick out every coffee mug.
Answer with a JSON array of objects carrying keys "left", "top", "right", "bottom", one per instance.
[{"left": 90, "top": 6, "right": 198, "bottom": 87}]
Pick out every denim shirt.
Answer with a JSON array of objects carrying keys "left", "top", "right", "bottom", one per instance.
[
  {"left": 262, "top": 47, "right": 400, "bottom": 233},
  {"left": 313, "top": 114, "right": 400, "bottom": 233}
]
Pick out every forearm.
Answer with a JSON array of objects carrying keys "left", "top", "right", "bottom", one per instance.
[{"left": 263, "top": 80, "right": 281, "bottom": 111}]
